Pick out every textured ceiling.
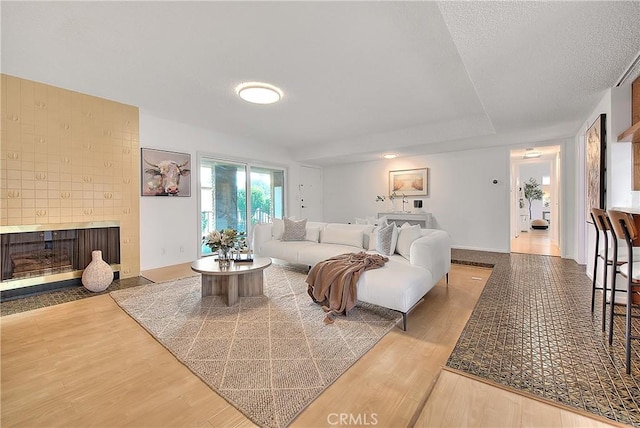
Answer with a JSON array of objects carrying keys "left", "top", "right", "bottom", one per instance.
[{"left": 2, "top": 1, "right": 639, "bottom": 165}]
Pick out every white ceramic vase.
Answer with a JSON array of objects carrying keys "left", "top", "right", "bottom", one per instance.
[{"left": 82, "top": 250, "right": 114, "bottom": 292}]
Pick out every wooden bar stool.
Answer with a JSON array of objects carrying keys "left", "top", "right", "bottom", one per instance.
[
  {"left": 590, "top": 208, "right": 618, "bottom": 331},
  {"left": 604, "top": 212, "right": 637, "bottom": 345},
  {"left": 607, "top": 209, "right": 640, "bottom": 374}
]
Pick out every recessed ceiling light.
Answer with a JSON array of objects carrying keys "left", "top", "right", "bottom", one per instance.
[
  {"left": 236, "top": 82, "right": 283, "bottom": 104},
  {"left": 383, "top": 154, "right": 397, "bottom": 159}
]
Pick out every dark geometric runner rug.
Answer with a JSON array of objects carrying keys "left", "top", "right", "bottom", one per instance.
[{"left": 447, "top": 251, "right": 640, "bottom": 426}]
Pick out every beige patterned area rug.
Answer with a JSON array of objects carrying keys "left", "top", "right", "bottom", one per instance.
[{"left": 110, "top": 264, "right": 401, "bottom": 428}]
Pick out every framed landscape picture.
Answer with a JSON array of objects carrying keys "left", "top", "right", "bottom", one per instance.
[
  {"left": 141, "top": 148, "right": 191, "bottom": 197},
  {"left": 585, "top": 114, "right": 606, "bottom": 219},
  {"left": 389, "top": 168, "right": 428, "bottom": 196}
]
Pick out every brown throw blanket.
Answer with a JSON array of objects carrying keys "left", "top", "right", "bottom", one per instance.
[{"left": 306, "top": 252, "right": 388, "bottom": 324}]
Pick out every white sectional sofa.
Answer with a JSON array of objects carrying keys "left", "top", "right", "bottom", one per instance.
[{"left": 252, "top": 220, "right": 451, "bottom": 330}]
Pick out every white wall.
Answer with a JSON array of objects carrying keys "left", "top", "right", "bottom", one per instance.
[
  {"left": 139, "top": 86, "right": 628, "bottom": 268},
  {"left": 610, "top": 84, "right": 634, "bottom": 207},
  {"left": 576, "top": 85, "right": 635, "bottom": 214},
  {"left": 574, "top": 91, "right": 610, "bottom": 266},
  {"left": 580, "top": 84, "right": 635, "bottom": 272},
  {"left": 323, "top": 146, "right": 511, "bottom": 253},
  {"left": 138, "top": 112, "right": 299, "bottom": 270}
]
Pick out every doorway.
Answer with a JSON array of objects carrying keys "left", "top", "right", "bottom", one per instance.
[
  {"left": 299, "top": 166, "right": 323, "bottom": 221},
  {"left": 198, "top": 156, "right": 286, "bottom": 257},
  {"left": 510, "top": 146, "right": 561, "bottom": 256}
]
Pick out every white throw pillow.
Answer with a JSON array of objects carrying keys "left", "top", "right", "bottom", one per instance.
[
  {"left": 305, "top": 226, "right": 320, "bottom": 242},
  {"left": 367, "top": 216, "right": 388, "bottom": 227},
  {"left": 272, "top": 218, "right": 284, "bottom": 239},
  {"left": 354, "top": 217, "right": 368, "bottom": 225},
  {"left": 282, "top": 218, "right": 307, "bottom": 241},
  {"left": 395, "top": 224, "right": 422, "bottom": 260},
  {"left": 376, "top": 223, "right": 398, "bottom": 256},
  {"left": 321, "top": 227, "right": 364, "bottom": 248},
  {"left": 366, "top": 226, "right": 380, "bottom": 251}
]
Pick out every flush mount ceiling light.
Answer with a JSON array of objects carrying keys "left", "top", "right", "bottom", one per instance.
[
  {"left": 235, "top": 82, "right": 283, "bottom": 104},
  {"left": 383, "top": 154, "right": 397, "bottom": 159},
  {"left": 523, "top": 150, "right": 542, "bottom": 159},
  {"left": 522, "top": 148, "right": 542, "bottom": 159}
]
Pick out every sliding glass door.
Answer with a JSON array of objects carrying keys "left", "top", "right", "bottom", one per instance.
[
  {"left": 249, "top": 167, "right": 284, "bottom": 224},
  {"left": 199, "top": 157, "right": 285, "bottom": 256}
]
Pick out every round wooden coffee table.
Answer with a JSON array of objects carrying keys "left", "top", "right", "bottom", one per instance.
[{"left": 190, "top": 256, "right": 272, "bottom": 306}]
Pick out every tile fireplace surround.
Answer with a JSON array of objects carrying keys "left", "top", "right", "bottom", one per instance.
[{"left": 0, "top": 74, "right": 141, "bottom": 284}]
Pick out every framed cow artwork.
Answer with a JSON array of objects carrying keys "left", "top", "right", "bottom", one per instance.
[{"left": 141, "top": 148, "right": 191, "bottom": 197}]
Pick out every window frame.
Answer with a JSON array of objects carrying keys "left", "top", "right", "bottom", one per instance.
[{"left": 196, "top": 152, "right": 287, "bottom": 258}]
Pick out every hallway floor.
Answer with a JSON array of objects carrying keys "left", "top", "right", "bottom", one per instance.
[{"left": 511, "top": 227, "right": 561, "bottom": 256}]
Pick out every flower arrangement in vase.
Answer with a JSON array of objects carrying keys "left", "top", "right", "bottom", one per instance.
[{"left": 203, "top": 228, "right": 246, "bottom": 268}]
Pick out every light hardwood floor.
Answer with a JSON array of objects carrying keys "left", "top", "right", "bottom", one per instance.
[
  {"left": 511, "top": 228, "right": 561, "bottom": 257},
  {"left": 1, "top": 263, "right": 617, "bottom": 427},
  {"left": 417, "top": 369, "right": 618, "bottom": 428}
]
